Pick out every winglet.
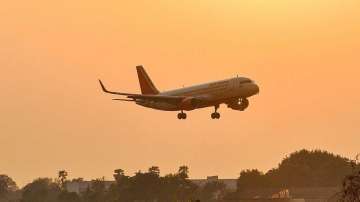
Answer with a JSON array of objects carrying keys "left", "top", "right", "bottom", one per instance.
[
  {"left": 99, "top": 79, "right": 109, "bottom": 93},
  {"left": 98, "top": 79, "right": 134, "bottom": 96}
]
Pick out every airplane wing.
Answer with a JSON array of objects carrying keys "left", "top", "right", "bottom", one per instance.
[{"left": 99, "top": 80, "right": 185, "bottom": 103}]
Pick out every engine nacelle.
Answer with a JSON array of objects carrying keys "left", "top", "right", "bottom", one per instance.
[
  {"left": 227, "top": 98, "right": 249, "bottom": 111},
  {"left": 179, "top": 97, "right": 201, "bottom": 111}
]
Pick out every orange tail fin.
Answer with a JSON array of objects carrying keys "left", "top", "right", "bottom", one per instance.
[{"left": 136, "top": 65, "right": 160, "bottom": 95}]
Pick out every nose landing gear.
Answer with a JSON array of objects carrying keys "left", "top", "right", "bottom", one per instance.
[
  {"left": 177, "top": 111, "right": 187, "bottom": 119},
  {"left": 211, "top": 105, "right": 221, "bottom": 119},
  {"left": 211, "top": 112, "right": 220, "bottom": 119}
]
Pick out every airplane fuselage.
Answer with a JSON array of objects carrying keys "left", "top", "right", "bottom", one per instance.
[{"left": 135, "top": 77, "right": 259, "bottom": 111}]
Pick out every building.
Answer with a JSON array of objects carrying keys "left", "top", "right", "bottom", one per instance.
[
  {"left": 191, "top": 176, "right": 237, "bottom": 191},
  {"left": 66, "top": 180, "right": 113, "bottom": 194}
]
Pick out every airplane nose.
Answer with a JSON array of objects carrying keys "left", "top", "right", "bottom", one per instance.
[
  {"left": 248, "top": 83, "right": 259, "bottom": 96},
  {"left": 254, "top": 84, "right": 260, "bottom": 94}
]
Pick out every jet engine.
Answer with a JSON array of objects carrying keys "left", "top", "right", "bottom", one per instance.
[
  {"left": 180, "top": 97, "right": 202, "bottom": 111},
  {"left": 227, "top": 98, "right": 249, "bottom": 111}
]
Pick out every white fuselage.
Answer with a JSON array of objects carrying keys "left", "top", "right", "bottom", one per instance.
[{"left": 136, "top": 77, "right": 259, "bottom": 111}]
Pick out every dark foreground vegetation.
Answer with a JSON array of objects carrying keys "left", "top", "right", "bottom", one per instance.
[
  {"left": 1, "top": 150, "right": 359, "bottom": 202},
  {"left": 339, "top": 154, "right": 360, "bottom": 202}
]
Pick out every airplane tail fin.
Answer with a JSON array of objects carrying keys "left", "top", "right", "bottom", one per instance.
[{"left": 136, "top": 65, "right": 160, "bottom": 95}]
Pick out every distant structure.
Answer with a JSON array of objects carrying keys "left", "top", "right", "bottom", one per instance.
[
  {"left": 66, "top": 180, "right": 113, "bottom": 194},
  {"left": 192, "top": 176, "right": 237, "bottom": 191}
]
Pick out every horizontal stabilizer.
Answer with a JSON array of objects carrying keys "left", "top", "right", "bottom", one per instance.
[
  {"left": 99, "top": 79, "right": 185, "bottom": 104},
  {"left": 112, "top": 98, "right": 135, "bottom": 102}
]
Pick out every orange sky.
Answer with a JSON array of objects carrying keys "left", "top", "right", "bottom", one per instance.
[{"left": 1, "top": 0, "right": 360, "bottom": 187}]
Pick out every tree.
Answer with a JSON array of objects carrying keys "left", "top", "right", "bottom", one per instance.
[
  {"left": 148, "top": 166, "right": 160, "bottom": 176},
  {"left": 274, "top": 149, "right": 353, "bottom": 187},
  {"left": 109, "top": 166, "right": 198, "bottom": 202},
  {"left": 127, "top": 169, "right": 162, "bottom": 201},
  {"left": 0, "top": 175, "right": 18, "bottom": 197},
  {"left": 0, "top": 175, "right": 18, "bottom": 202},
  {"left": 158, "top": 173, "right": 198, "bottom": 202},
  {"left": 82, "top": 177, "right": 107, "bottom": 202},
  {"left": 236, "top": 149, "right": 355, "bottom": 193},
  {"left": 109, "top": 169, "right": 131, "bottom": 202},
  {"left": 113, "top": 169, "right": 125, "bottom": 183},
  {"left": 57, "top": 170, "right": 68, "bottom": 190},
  {"left": 340, "top": 155, "right": 360, "bottom": 202},
  {"left": 21, "top": 178, "right": 60, "bottom": 202},
  {"left": 178, "top": 166, "right": 189, "bottom": 179},
  {"left": 237, "top": 169, "right": 267, "bottom": 191},
  {"left": 168, "top": 166, "right": 197, "bottom": 202}
]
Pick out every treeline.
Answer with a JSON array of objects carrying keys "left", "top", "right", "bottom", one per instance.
[
  {"left": 0, "top": 166, "right": 227, "bottom": 202},
  {"left": 0, "top": 149, "right": 359, "bottom": 202}
]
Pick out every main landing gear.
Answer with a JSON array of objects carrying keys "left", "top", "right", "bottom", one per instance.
[
  {"left": 177, "top": 105, "right": 221, "bottom": 120},
  {"left": 211, "top": 105, "right": 220, "bottom": 119},
  {"left": 177, "top": 111, "right": 187, "bottom": 119}
]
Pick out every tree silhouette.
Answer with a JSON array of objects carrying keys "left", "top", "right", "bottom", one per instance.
[
  {"left": 57, "top": 170, "right": 68, "bottom": 190},
  {"left": 0, "top": 175, "right": 17, "bottom": 197},
  {"left": 237, "top": 169, "right": 267, "bottom": 191},
  {"left": 148, "top": 166, "right": 160, "bottom": 176},
  {"left": 236, "top": 149, "right": 355, "bottom": 193},
  {"left": 113, "top": 169, "right": 124, "bottom": 181},
  {"left": 21, "top": 178, "right": 60, "bottom": 202},
  {"left": 82, "top": 177, "right": 107, "bottom": 202},
  {"left": 109, "top": 168, "right": 132, "bottom": 202},
  {"left": 178, "top": 166, "right": 189, "bottom": 179},
  {"left": 340, "top": 154, "right": 360, "bottom": 202},
  {"left": 0, "top": 175, "right": 18, "bottom": 202},
  {"left": 108, "top": 166, "right": 197, "bottom": 202}
]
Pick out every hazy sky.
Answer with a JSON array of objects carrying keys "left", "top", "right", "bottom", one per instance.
[{"left": 1, "top": 0, "right": 360, "bottom": 187}]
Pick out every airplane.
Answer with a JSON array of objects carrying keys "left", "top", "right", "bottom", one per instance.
[{"left": 99, "top": 65, "right": 259, "bottom": 119}]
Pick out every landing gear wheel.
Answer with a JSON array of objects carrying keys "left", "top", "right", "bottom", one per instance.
[
  {"left": 177, "top": 112, "right": 187, "bottom": 119},
  {"left": 211, "top": 105, "right": 221, "bottom": 119},
  {"left": 211, "top": 112, "right": 220, "bottom": 119}
]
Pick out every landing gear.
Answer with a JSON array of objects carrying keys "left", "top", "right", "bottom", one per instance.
[
  {"left": 211, "top": 112, "right": 220, "bottom": 119},
  {"left": 211, "top": 105, "right": 221, "bottom": 119},
  {"left": 177, "top": 111, "right": 187, "bottom": 119}
]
